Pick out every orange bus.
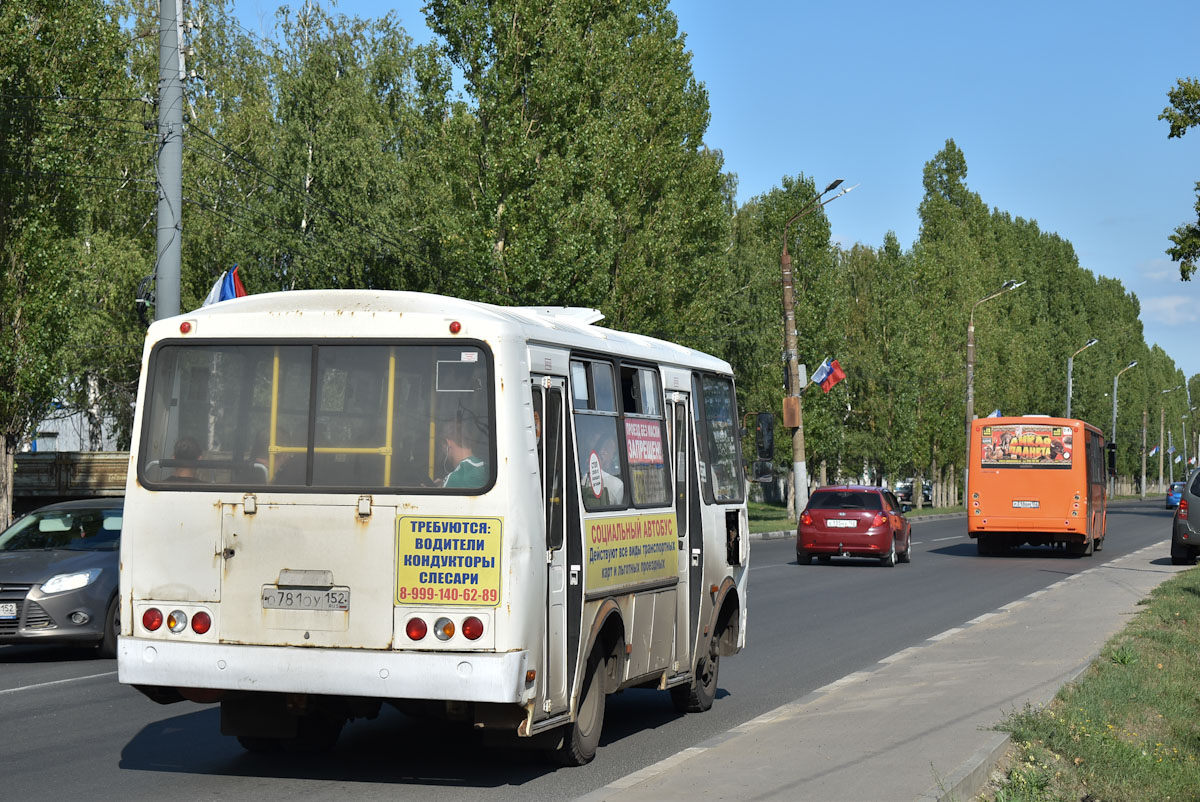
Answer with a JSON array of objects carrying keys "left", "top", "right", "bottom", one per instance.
[{"left": 967, "top": 416, "right": 1108, "bottom": 556}]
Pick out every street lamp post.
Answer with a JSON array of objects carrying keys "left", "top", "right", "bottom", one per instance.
[
  {"left": 1065, "top": 337, "right": 1098, "bottom": 419},
  {"left": 780, "top": 178, "right": 857, "bottom": 520},
  {"left": 1161, "top": 385, "right": 1183, "bottom": 492},
  {"left": 964, "top": 279, "right": 1025, "bottom": 501},
  {"left": 1110, "top": 360, "right": 1138, "bottom": 495},
  {"left": 1184, "top": 416, "right": 1190, "bottom": 472}
]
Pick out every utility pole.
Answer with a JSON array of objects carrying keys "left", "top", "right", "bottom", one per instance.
[
  {"left": 1141, "top": 408, "right": 1147, "bottom": 500},
  {"left": 155, "top": 0, "right": 185, "bottom": 320},
  {"left": 1160, "top": 406, "right": 1166, "bottom": 493},
  {"left": 779, "top": 179, "right": 856, "bottom": 520}
]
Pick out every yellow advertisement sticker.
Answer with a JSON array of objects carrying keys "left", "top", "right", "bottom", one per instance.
[
  {"left": 396, "top": 516, "right": 502, "bottom": 606},
  {"left": 586, "top": 513, "right": 679, "bottom": 591}
]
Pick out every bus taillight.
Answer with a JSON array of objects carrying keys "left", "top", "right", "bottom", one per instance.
[
  {"left": 405, "top": 618, "right": 428, "bottom": 641},
  {"left": 191, "top": 611, "right": 212, "bottom": 634},
  {"left": 462, "top": 616, "right": 484, "bottom": 640},
  {"left": 434, "top": 617, "right": 455, "bottom": 640},
  {"left": 142, "top": 608, "right": 163, "bottom": 631}
]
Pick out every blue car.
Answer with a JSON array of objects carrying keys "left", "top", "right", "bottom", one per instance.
[{"left": 1167, "top": 481, "right": 1185, "bottom": 509}]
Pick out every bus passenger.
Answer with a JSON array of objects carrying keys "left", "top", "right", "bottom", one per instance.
[{"left": 170, "top": 436, "right": 203, "bottom": 481}]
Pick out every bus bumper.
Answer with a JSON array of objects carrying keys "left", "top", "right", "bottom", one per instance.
[{"left": 118, "top": 637, "right": 531, "bottom": 704}]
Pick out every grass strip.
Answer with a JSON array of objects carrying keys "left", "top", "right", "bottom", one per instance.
[{"left": 984, "top": 567, "right": 1200, "bottom": 801}]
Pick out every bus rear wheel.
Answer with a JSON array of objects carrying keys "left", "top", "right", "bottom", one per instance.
[
  {"left": 554, "top": 653, "right": 605, "bottom": 766},
  {"left": 671, "top": 639, "right": 719, "bottom": 713}
]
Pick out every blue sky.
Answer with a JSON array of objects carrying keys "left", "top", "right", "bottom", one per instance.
[{"left": 237, "top": 0, "right": 1200, "bottom": 379}]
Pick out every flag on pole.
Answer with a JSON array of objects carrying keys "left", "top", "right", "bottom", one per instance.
[
  {"left": 811, "top": 358, "right": 847, "bottom": 394},
  {"left": 202, "top": 265, "right": 248, "bottom": 307},
  {"left": 1175, "top": 454, "right": 1182, "bottom": 464},
  {"left": 1149, "top": 445, "right": 1159, "bottom": 457}
]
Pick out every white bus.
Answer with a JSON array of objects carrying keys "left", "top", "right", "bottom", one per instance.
[{"left": 118, "top": 290, "right": 748, "bottom": 764}]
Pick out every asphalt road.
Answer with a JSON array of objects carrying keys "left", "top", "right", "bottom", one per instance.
[{"left": 0, "top": 499, "right": 1174, "bottom": 801}]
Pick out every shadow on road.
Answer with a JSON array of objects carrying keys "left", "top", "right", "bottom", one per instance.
[
  {"left": 0, "top": 643, "right": 105, "bottom": 664},
  {"left": 118, "top": 687, "right": 707, "bottom": 787}
]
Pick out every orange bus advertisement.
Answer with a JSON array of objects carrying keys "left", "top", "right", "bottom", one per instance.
[{"left": 979, "top": 423, "right": 1073, "bottom": 469}]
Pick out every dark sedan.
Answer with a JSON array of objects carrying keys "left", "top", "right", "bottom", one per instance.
[{"left": 0, "top": 498, "right": 122, "bottom": 657}]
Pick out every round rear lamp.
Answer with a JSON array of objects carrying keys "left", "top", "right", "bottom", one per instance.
[
  {"left": 179, "top": 321, "right": 192, "bottom": 334},
  {"left": 462, "top": 616, "right": 484, "bottom": 640},
  {"left": 191, "top": 611, "right": 212, "bottom": 635},
  {"left": 142, "top": 608, "right": 163, "bottom": 632},
  {"left": 167, "top": 610, "right": 188, "bottom": 633},
  {"left": 406, "top": 617, "right": 427, "bottom": 641},
  {"left": 434, "top": 617, "right": 455, "bottom": 641},
  {"left": 449, "top": 320, "right": 462, "bottom": 334}
]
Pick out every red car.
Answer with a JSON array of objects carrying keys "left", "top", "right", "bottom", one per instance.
[{"left": 796, "top": 486, "right": 912, "bottom": 566}]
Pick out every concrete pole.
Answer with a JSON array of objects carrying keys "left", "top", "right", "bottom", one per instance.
[
  {"left": 1066, "top": 355, "right": 1074, "bottom": 419},
  {"left": 1160, "top": 407, "right": 1166, "bottom": 493},
  {"left": 155, "top": 0, "right": 185, "bottom": 319},
  {"left": 1141, "top": 408, "right": 1147, "bottom": 500}
]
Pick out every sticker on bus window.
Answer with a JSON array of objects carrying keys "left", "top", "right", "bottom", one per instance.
[
  {"left": 980, "top": 424, "right": 1072, "bottom": 469},
  {"left": 395, "top": 516, "right": 502, "bottom": 606},
  {"left": 585, "top": 513, "right": 678, "bottom": 591}
]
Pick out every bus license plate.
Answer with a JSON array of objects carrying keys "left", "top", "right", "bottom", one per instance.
[
  {"left": 1012, "top": 500, "right": 1040, "bottom": 509},
  {"left": 261, "top": 587, "right": 350, "bottom": 611},
  {"left": 0, "top": 602, "right": 16, "bottom": 619}
]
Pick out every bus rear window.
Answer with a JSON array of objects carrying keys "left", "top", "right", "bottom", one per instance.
[
  {"left": 138, "top": 342, "right": 494, "bottom": 492},
  {"left": 979, "top": 423, "right": 1072, "bottom": 469}
]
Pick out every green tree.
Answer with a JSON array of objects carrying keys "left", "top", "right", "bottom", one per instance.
[
  {"left": 1159, "top": 77, "right": 1200, "bottom": 280},
  {"left": 422, "top": 0, "right": 730, "bottom": 336},
  {"left": 0, "top": 0, "right": 140, "bottom": 524}
]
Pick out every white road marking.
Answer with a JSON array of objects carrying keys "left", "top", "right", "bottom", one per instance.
[
  {"left": 932, "top": 536, "right": 961, "bottom": 542},
  {"left": 0, "top": 671, "right": 116, "bottom": 696}
]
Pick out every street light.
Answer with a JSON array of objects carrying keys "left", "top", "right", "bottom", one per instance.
[
  {"left": 1160, "top": 386, "right": 1184, "bottom": 492},
  {"left": 1184, "top": 407, "right": 1197, "bottom": 473},
  {"left": 1065, "top": 337, "right": 1098, "bottom": 419},
  {"left": 964, "top": 279, "right": 1026, "bottom": 500},
  {"left": 1109, "top": 360, "right": 1138, "bottom": 495},
  {"left": 780, "top": 178, "right": 857, "bottom": 520}
]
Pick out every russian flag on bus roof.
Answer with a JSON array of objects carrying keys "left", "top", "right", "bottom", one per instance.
[{"left": 202, "top": 265, "right": 248, "bottom": 307}]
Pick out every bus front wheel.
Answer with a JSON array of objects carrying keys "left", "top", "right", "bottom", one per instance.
[{"left": 554, "top": 653, "right": 605, "bottom": 766}]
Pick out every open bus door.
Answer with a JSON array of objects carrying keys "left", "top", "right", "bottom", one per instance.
[
  {"left": 533, "top": 378, "right": 571, "bottom": 717},
  {"left": 668, "top": 391, "right": 698, "bottom": 677}
]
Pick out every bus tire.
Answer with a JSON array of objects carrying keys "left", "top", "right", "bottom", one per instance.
[
  {"left": 286, "top": 712, "right": 345, "bottom": 754},
  {"left": 97, "top": 596, "right": 118, "bottom": 659},
  {"left": 976, "top": 535, "right": 991, "bottom": 556},
  {"left": 237, "top": 735, "right": 284, "bottom": 754},
  {"left": 671, "top": 639, "right": 719, "bottom": 714},
  {"left": 554, "top": 653, "right": 605, "bottom": 766}
]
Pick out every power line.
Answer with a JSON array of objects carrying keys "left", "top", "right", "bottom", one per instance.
[
  {"left": 182, "top": 123, "right": 433, "bottom": 266},
  {"left": 0, "top": 93, "right": 151, "bottom": 103},
  {"left": 0, "top": 168, "right": 159, "bottom": 191}
]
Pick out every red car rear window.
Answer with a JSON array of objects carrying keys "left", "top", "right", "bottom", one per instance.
[{"left": 808, "top": 491, "right": 883, "bottom": 511}]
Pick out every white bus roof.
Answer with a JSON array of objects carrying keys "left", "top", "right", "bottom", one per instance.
[{"left": 152, "top": 290, "right": 732, "bottom": 374}]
